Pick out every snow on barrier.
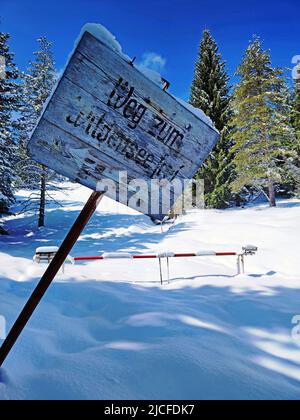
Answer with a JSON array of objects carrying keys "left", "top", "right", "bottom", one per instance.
[
  {"left": 34, "top": 247, "right": 74, "bottom": 273},
  {"left": 34, "top": 247, "right": 60, "bottom": 264},
  {"left": 72, "top": 245, "right": 258, "bottom": 284},
  {"left": 33, "top": 246, "right": 258, "bottom": 283}
]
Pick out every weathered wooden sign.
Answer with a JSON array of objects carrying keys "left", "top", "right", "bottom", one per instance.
[{"left": 28, "top": 29, "right": 219, "bottom": 216}]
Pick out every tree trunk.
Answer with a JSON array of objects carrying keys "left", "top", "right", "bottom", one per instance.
[
  {"left": 235, "top": 194, "right": 242, "bottom": 207},
  {"left": 268, "top": 179, "right": 276, "bottom": 207},
  {"left": 38, "top": 167, "right": 46, "bottom": 228},
  {"left": 0, "top": 225, "right": 9, "bottom": 235}
]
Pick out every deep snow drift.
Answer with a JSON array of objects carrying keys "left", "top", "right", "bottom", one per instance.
[{"left": 0, "top": 183, "right": 300, "bottom": 400}]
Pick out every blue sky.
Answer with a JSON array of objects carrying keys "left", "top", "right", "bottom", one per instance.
[{"left": 0, "top": 0, "right": 299, "bottom": 99}]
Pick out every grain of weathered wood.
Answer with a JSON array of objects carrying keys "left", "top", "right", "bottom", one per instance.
[
  {"left": 28, "top": 30, "right": 219, "bottom": 216},
  {"left": 64, "top": 51, "right": 215, "bottom": 162},
  {"left": 43, "top": 78, "right": 199, "bottom": 180}
]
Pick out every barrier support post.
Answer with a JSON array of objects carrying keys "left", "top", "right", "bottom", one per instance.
[
  {"left": 0, "top": 191, "right": 104, "bottom": 368},
  {"left": 237, "top": 256, "right": 241, "bottom": 275},
  {"left": 237, "top": 254, "right": 246, "bottom": 275},
  {"left": 241, "top": 254, "right": 245, "bottom": 274},
  {"left": 159, "top": 258, "right": 163, "bottom": 285}
]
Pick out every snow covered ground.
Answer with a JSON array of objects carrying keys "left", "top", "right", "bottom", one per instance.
[{"left": 0, "top": 183, "right": 300, "bottom": 400}]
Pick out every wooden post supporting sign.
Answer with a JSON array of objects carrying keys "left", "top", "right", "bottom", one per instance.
[{"left": 0, "top": 191, "right": 104, "bottom": 367}]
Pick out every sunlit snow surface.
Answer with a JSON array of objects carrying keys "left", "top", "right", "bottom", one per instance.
[{"left": 1, "top": 183, "right": 300, "bottom": 400}]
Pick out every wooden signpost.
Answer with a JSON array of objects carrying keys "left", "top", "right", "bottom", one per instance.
[{"left": 0, "top": 27, "right": 219, "bottom": 368}]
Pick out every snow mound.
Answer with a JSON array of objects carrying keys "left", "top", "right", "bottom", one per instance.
[
  {"left": 1, "top": 183, "right": 300, "bottom": 399},
  {"left": 79, "top": 23, "right": 131, "bottom": 62},
  {"left": 176, "top": 98, "right": 215, "bottom": 129}
]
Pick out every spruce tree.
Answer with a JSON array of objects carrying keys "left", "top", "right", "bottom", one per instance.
[
  {"left": 291, "top": 68, "right": 300, "bottom": 140},
  {"left": 230, "top": 36, "right": 295, "bottom": 207},
  {"left": 0, "top": 32, "right": 20, "bottom": 226},
  {"left": 290, "top": 68, "right": 300, "bottom": 195},
  {"left": 190, "top": 29, "right": 233, "bottom": 209},
  {"left": 17, "top": 37, "right": 56, "bottom": 227}
]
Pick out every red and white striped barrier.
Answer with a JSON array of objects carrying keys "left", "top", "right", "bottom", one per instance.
[
  {"left": 73, "top": 246, "right": 258, "bottom": 284},
  {"left": 73, "top": 251, "right": 238, "bottom": 262}
]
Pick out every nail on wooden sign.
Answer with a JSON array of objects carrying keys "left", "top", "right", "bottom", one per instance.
[{"left": 28, "top": 30, "right": 219, "bottom": 217}]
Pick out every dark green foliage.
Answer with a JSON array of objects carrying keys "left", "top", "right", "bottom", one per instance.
[
  {"left": 289, "top": 74, "right": 300, "bottom": 196},
  {"left": 0, "top": 32, "right": 20, "bottom": 217},
  {"left": 190, "top": 30, "right": 233, "bottom": 209},
  {"left": 229, "top": 37, "right": 295, "bottom": 207}
]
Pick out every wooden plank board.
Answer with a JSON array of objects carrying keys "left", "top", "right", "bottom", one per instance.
[{"left": 28, "top": 30, "right": 219, "bottom": 217}]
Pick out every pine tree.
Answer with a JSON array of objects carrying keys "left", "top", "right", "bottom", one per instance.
[
  {"left": 17, "top": 37, "right": 56, "bottom": 227},
  {"left": 229, "top": 36, "right": 295, "bottom": 207},
  {"left": 291, "top": 68, "right": 300, "bottom": 140},
  {"left": 290, "top": 67, "right": 300, "bottom": 195},
  {"left": 190, "top": 29, "right": 233, "bottom": 209},
  {"left": 0, "top": 32, "right": 20, "bottom": 231}
]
